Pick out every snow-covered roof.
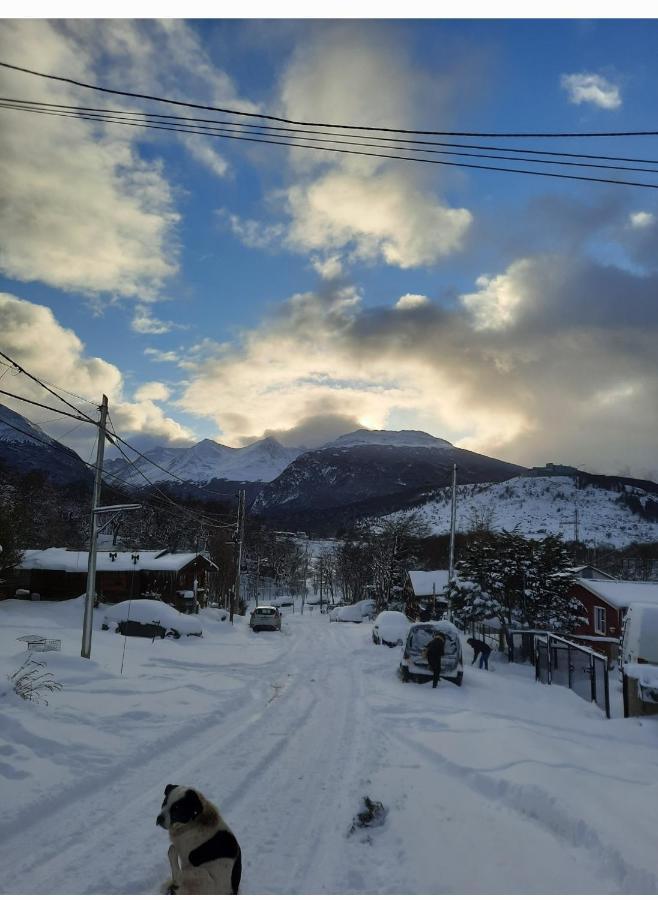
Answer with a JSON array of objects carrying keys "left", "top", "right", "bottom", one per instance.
[
  {"left": 408, "top": 570, "right": 450, "bottom": 597},
  {"left": 17, "top": 548, "right": 217, "bottom": 573},
  {"left": 576, "top": 578, "right": 658, "bottom": 610}
]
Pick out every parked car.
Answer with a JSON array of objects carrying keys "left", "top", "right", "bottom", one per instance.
[
  {"left": 619, "top": 602, "right": 658, "bottom": 674},
  {"left": 399, "top": 621, "right": 464, "bottom": 685},
  {"left": 329, "top": 598, "right": 375, "bottom": 623},
  {"left": 101, "top": 598, "right": 203, "bottom": 639},
  {"left": 372, "top": 610, "right": 411, "bottom": 647},
  {"left": 250, "top": 605, "right": 282, "bottom": 632}
]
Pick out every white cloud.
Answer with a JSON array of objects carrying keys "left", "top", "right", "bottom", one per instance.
[
  {"left": 0, "top": 293, "right": 195, "bottom": 448},
  {"left": 461, "top": 260, "right": 535, "bottom": 330},
  {"left": 134, "top": 382, "right": 171, "bottom": 402},
  {"left": 311, "top": 255, "right": 344, "bottom": 280},
  {"left": 561, "top": 73, "right": 622, "bottom": 110},
  {"left": 145, "top": 348, "right": 182, "bottom": 364},
  {"left": 396, "top": 293, "right": 430, "bottom": 310},
  {"left": 131, "top": 305, "right": 184, "bottom": 335},
  {"left": 220, "top": 211, "right": 287, "bottom": 250},
  {"left": 629, "top": 211, "right": 655, "bottom": 229}
]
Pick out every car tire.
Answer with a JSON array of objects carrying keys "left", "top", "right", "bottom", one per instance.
[
  {"left": 400, "top": 666, "right": 410, "bottom": 683},
  {"left": 452, "top": 671, "right": 464, "bottom": 686}
]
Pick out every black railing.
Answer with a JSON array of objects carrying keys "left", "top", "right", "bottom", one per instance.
[{"left": 534, "top": 633, "right": 610, "bottom": 718}]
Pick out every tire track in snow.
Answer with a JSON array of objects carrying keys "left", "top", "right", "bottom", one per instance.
[{"left": 392, "top": 731, "right": 658, "bottom": 894}]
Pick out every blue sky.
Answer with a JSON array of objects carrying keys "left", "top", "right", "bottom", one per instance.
[{"left": 1, "top": 19, "right": 658, "bottom": 476}]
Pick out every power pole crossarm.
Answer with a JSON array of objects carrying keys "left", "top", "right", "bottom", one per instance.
[{"left": 81, "top": 394, "right": 108, "bottom": 659}]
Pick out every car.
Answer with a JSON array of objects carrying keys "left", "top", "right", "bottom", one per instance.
[
  {"left": 399, "top": 621, "right": 464, "bottom": 685},
  {"left": 372, "top": 610, "right": 411, "bottom": 647},
  {"left": 250, "top": 605, "right": 282, "bottom": 632},
  {"left": 101, "top": 598, "right": 203, "bottom": 639},
  {"left": 619, "top": 602, "right": 658, "bottom": 675},
  {"left": 329, "top": 598, "right": 375, "bottom": 623}
]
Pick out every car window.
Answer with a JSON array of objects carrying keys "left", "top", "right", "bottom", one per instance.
[{"left": 408, "top": 627, "right": 456, "bottom": 654}]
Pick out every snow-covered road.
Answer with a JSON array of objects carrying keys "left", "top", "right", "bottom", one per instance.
[{"left": 2, "top": 598, "right": 658, "bottom": 893}]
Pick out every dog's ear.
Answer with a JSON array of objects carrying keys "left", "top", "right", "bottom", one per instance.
[{"left": 164, "top": 784, "right": 178, "bottom": 799}]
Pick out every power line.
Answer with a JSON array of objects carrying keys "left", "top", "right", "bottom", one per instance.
[
  {"left": 2, "top": 59, "right": 658, "bottom": 138},
  {"left": 6, "top": 96, "right": 658, "bottom": 165},
  {"left": 2, "top": 101, "right": 658, "bottom": 191},
  {"left": 0, "top": 350, "right": 99, "bottom": 424},
  {"left": 0, "top": 388, "right": 93, "bottom": 422},
  {"left": 4, "top": 100, "right": 658, "bottom": 177}
]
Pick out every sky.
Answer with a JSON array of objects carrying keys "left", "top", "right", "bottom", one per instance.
[{"left": 1, "top": 18, "right": 658, "bottom": 478}]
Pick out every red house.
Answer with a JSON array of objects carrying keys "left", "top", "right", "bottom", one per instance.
[{"left": 570, "top": 578, "right": 658, "bottom": 662}]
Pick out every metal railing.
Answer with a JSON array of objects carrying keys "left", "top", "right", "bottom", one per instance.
[{"left": 534, "top": 633, "right": 610, "bottom": 718}]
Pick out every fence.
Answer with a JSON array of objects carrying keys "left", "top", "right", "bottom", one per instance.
[
  {"left": 534, "top": 633, "right": 610, "bottom": 718},
  {"left": 507, "top": 629, "right": 552, "bottom": 665}
]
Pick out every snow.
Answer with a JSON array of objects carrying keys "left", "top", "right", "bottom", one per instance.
[
  {"left": 380, "top": 475, "right": 658, "bottom": 547},
  {"left": 101, "top": 598, "right": 209, "bottom": 634},
  {"left": 329, "top": 598, "right": 375, "bottom": 622},
  {"left": 17, "top": 548, "right": 214, "bottom": 573},
  {"left": 324, "top": 428, "right": 453, "bottom": 450},
  {"left": 372, "top": 610, "right": 410, "bottom": 645},
  {"left": 408, "top": 569, "right": 450, "bottom": 597},
  {"left": 105, "top": 436, "right": 300, "bottom": 485},
  {"left": 0, "top": 403, "right": 56, "bottom": 445},
  {"left": 578, "top": 578, "right": 658, "bottom": 610},
  {"left": 3, "top": 595, "right": 658, "bottom": 893}
]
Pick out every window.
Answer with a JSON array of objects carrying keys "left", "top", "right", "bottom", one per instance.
[{"left": 594, "top": 606, "right": 607, "bottom": 635}]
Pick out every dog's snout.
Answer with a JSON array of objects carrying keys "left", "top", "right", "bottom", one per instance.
[{"left": 156, "top": 813, "right": 165, "bottom": 827}]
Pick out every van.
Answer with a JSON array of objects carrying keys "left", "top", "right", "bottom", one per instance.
[
  {"left": 399, "top": 621, "right": 464, "bottom": 685},
  {"left": 619, "top": 602, "right": 658, "bottom": 673}
]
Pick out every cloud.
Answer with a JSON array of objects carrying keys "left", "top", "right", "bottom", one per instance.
[
  {"left": 145, "top": 348, "right": 182, "bottom": 364},
  {"left": 134, "top": 382, "right": 171, "bottom": 402},
  {"left": 629, "top": 211, "right": 655, "bottom": 229},
  {"left": 241, "top": 413, "right": 364, "bottom": 449},
  {"left": 0, "top": 293, "right": 195, "bottom": 451},
  {"left": 561, "top": 72, "right": 622, "bottom": 110},
  {"left": 131, "top": 305, "right": 185, "bottom": 335},
  {"left": 223, "top": 23, "right": 472, "bottom": 271},
  {"left": 395, "top": 293, "right": 430, "bottom": 310},
  {"left": 311, "top": 255, "right": 344, "bottom": 280},
  {"left": 175, "top": 250, "right": 658, "bottom": 477}
]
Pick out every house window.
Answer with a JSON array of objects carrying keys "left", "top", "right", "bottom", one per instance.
[{"left": 594, "top": 606, "right": 607, "bottom": 635}]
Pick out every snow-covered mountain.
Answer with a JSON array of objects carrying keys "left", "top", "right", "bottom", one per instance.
[
  {"left": 104, "top": 436, "right": 301, "bottom": 486},
  {"left": 0, "top": 403, "right": 91, "bottom": 484},
  {"left": 253, "top": 430, "right": 526, "bottom": 530},
  {"left": 374, "top": 474, "right": 658, "bottom": 548}
]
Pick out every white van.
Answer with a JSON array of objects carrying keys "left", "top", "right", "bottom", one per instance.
[{"left": 619, "top": 602, "right": 658, "bottom": 673}]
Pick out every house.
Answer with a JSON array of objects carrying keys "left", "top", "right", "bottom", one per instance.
[
  {"left": 10, "top": 548, "right": 218, "bottom": 611},
  {"left": 405, "top": 569, "right": 450, "bottom": 620},
  {"left": 570, "top": 578, "right": 658, "bottom": 662}
]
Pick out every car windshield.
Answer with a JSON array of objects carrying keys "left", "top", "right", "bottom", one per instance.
[
  {"left": 408, "top": 626, "right": 456, "bottom": 655},
  {"left": 255, "top": 608, "right": 275, "bottom": 616}
]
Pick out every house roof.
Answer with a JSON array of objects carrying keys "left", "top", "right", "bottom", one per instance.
[
  {"left": 17, "top": 548, "right": 217, "bottom": 573},
  {"left": 408, "top": 570, "right": 450, "bottom": 597},
  {"left": 576, "top": 578, "right": 658, "bottom": 610}
]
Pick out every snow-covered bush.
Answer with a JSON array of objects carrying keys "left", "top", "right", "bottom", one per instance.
[{"left": 8, "top": 655, "right": 62, "bottom": 705}]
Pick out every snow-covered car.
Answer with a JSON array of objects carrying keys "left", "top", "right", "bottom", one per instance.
[
  {"left": 372, "top": 610, "right": 411, "bottom": 647},
  {"left": 101, "top": 598, "right": 203, "bottom": 639},
  {"left": 329, "top": 598, "right": 375, "bottom": 623},
  {"left": 399, "top": 621, "right": 463, "bottom": 685},
  {"left": 619, "top": 602, "right": 658, "bottom": 677},
  {"left": 250, "top": 605, "right": 282, "bottom": 632}
]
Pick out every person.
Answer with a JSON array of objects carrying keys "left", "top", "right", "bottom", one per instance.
[
  {"left": 467, "top": 637, "right": 492, "bottom": 670},
  {"left": 425, "top": 632, "right": 446, "bottom": 688}
]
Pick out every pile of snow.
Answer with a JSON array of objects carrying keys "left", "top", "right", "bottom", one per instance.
[
  {"left": 101, "top": 598, "right": 204, "bottom": 636},
  {"left": 372, "top": 610, "right": 411, "bottom": 646}
]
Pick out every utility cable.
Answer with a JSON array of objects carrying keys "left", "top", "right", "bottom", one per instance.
[
  {"left": 4, "top": 101, "right": 658, "bottom": 177},
  {"left": 2, "top": 101, "right": 657, "bottom": 190},
  {"left": 2, "top": 59, "right": 658, "bottom": 138}
]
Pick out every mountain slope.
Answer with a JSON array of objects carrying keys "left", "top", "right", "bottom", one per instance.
[
  {"left": 252, "top": 430, "right": 526, "bottom": 530},
  {"left": 375, "top": 474, "right": 658, "bottom": 548},
  {"left": 0, "top": 403, "right": 91, "bottom": 485}
]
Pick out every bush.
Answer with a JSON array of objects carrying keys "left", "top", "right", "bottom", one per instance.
[{"left": 8, "top": 655, "right": 62, "bottom": 705}]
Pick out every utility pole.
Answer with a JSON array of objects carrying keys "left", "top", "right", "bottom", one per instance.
[
  {"left": 81, "top": 394, "right": 108, "bottom": 659},
  {"left": 447, "top": 463, "right": 458, "bottom": 622},
  {"left": 231, "top": 489, "right": 245, "bottom": 624}
]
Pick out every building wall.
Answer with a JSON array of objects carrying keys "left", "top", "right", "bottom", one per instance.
[{"left": 569, "top": 582, "right": 621, "bottom": 663}]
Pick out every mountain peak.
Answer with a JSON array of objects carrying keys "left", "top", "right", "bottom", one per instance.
[{"left": 323, "top": 429, "right": 453, "bottom": 450}]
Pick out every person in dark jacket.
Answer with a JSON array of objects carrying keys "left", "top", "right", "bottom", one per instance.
[
  {"left": 467, "top": 637, "right": 492, "bottom": 670},
  {"left": 425, "top": 633, "right": 445, "bottom": 688}
]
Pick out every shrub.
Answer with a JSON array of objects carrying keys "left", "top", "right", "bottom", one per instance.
[{"left": 8, "top": 655, "right": 62, "bottom": 705}]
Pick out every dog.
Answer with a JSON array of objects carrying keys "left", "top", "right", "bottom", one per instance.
[{"left": 156, "top": 784, "right": 242, "bottom": 895}]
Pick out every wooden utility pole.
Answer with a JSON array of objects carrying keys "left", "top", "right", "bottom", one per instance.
[
  {"left": 231, "top": 489, "right": 246, "bottom": 624},
  {"left": 81, "top": 395, "right": 108, "bottom": 659}
]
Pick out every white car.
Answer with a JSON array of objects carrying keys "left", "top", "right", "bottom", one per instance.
[
  {"left": 329, "top": 598, "right": 375, "bottom": 623},
  {"left": 372, "top": 610, "right": 411, "bottom": 647},
  {"left": 399, "top": 621, "right": 463, "bottom": 685}
]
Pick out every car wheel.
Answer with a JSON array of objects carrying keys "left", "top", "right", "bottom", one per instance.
[
  {"left": 252, "top": 626, "right": 259, "bottom": 633},
  {"left": 400, "top": 666, "right": 410, "bottom": 683},
  {"left": 452, "top": 672, "right": 463, "bottom": 686}
]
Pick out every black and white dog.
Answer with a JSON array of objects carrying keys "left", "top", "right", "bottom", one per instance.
[{"left": 156, "top": 784, "right": 242, "bottom": 895}]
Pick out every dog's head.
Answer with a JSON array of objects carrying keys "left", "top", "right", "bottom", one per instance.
[{"left": 156, "top": 784, "right": 205, "bottom": 832}]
